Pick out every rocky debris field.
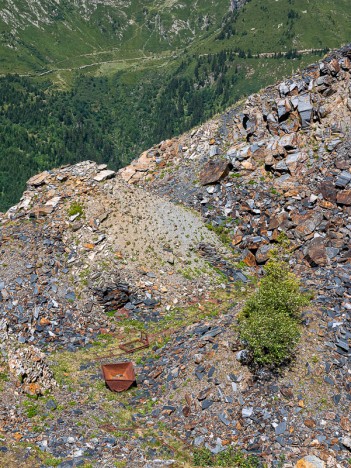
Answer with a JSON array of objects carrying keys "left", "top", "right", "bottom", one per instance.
[{"left": 1, "top": 46, "right": 351, "bottom": 467}]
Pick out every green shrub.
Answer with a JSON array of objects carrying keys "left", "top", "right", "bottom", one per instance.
[
  {"left": 193, "top": 448, "right": 213, "bottom": 466},
  {"left": 193, "top": 447, "right": 261, "bottom": 467},
  {"left": 239, "top": 259, "right": 309, "bottom": 367}
]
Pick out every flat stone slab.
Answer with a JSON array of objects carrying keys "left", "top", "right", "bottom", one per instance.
[
  {"left": 93, "top": 170, "right": 115, "bottom": 182},
  {"left": 27, "top": 171, "right": 50, "bottom": 187}
]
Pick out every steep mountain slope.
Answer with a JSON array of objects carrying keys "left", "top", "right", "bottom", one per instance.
[
  {"left": 0, "top": 51, "right": 319, "bottom": 212},
  {"left": 202, "top": 0, "right": 351, "bottom": 54},
  {"left": 1, "top": 0, "right": 350, "bottom": 76},
  {"left": 0, "top": 0, "right": 351, "bottom": 214},
  {"left": 1, "top": 45, "right": 351, "bottom": 467},
  {"left": 0, "top": 0, "right": 229, "bottom": 73}
]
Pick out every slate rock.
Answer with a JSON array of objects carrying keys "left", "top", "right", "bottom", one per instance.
[
  {"left": 275, "top": 421, "right": 287, "bottom": 435},
  {"left": 304, "top": 237, "right": 328, "bottom": 266},
  {"left": 199, "top": 160, "right": 233, "bottom": 186}
]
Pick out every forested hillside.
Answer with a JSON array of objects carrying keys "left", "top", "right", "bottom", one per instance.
[
  {"left": 0, "top": 50, "right": 323, "bottom": 211},
  {"left": 0, "top": 0, "right": 229, "bottom": 73},
  {"left": 0, "top": 0, "right": 351, "bottom": 211}
]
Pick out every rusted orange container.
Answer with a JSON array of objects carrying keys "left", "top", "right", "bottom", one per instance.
[{"left": 101, "top": 362, "right": 136, "bottom": 392}]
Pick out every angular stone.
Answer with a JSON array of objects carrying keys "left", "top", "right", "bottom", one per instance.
[
  {"left": 304, "top": 418, "right": 316, "bottom": 428},
  {"left": 335, "top": 171, "right": 351, "bottom": 188},
  {"left": 277, "top": 98, "right": 292, "bottom": 120},
  {"left": 285, "top": 152, "right": 302, "bottom": 172},
  {"left": 93, "top": 170, "right": 115, "bottom": 182},
  {"left": 27, "top": 171, "right": 50, "bottom": 187},
  {"left": 292, "top": 212, "right": 323, "bottom": 239},
  {"left": 319, "top": 181, "right": 337, "bottom": 202},
  {"left": 279, "top": 133, "right": 298, "bottom": 149},
  {"left": 295, "top": 455, "right": 325, "bottom": 468},
  {"left": 337, "top": 190, "right": 351, "bottom": 205},
  {"left": 201, "top": 399, "right": 213, "bottom": 410},
  {"left": 242, "top": 407, "right": 253, "bottom": 418},
  {"left": 199, "top": 160, "right": 233, "bottom": 185},
  {"left": 304, "top": 237, "right": 328, "bottom": 266},
  {"left": 209, "top": 145, "right": 220, "bottom": 157},
  {"left": 342, "top": 436, "right": 351, "bottom": 450},
  {"left": 275, "top": 421, "right": 287, "bottom": 435},
  {"left": 297, "top": 94, "right": 313, "bottom": 128},
  {"left": 329, "top": 58, "right": 341, "bottom": 75},
  {"left": 255, "top": 244, "right": 274, "bottom": 264},
  {"left": 242, "top": 249, "right": 257, "bottom": 267}
]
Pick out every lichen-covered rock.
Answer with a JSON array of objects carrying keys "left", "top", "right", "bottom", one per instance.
[{"left": 296, "top": 455, "right": 325, "bottom": 468}]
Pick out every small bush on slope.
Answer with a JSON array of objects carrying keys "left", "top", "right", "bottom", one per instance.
[{"left": 239, "top": 260, "right": 310, "bottom": 367}]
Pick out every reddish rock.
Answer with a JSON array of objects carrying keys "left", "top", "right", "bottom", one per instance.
[
  {"left": 319, "top": 200, "right": 335, "bottom": 210},
  {"left": 292, "top": 212, "right": 323, "bottom": 239},
  {"left": 304, "top": 419, "right": 316, "bottom": 429},
  {"left": 242, "top": 249, "right": 257, "bottom": 267},
  {"left": 341, "top": 416, "right": 351, "bottom": 431},
  {"left": 199, "top": 159, "right": 233, "bottom": 185},
  {"left": 27, "top": 171, "right": 50, "bottom": 187},
  {"left": 319, "top": 182, "right": 337, "bottom": 203},
  {"left": 335, "top": 159, "right": 349, "bottom": 170},
  {"left": 304, "top": 237, "right": 328, "bottom": 266},
  {"left": 336, "top": 189, "right": 351, "bottom": 205},
  {"left": 268, "top": 211, "right": 289, "bottom": 230},
  {"left": 329, "top": 58, "right": 341, "bottom": 75}
]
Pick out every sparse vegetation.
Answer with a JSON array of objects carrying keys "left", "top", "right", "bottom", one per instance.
[
  {"left": 239, "top": 259, "right": 310, "bottom": 367},
  {"left": 193, "top": 446, "right": 261, "bottom": 467},
  {"left": 68, "top": 201, "right": 84, "bottom": 218},
  {"left": 22, "top": 400, "right": 39, "bottom": 418},
  {"left": 206, "top": 223, "right": 233, "bottom": 246}
]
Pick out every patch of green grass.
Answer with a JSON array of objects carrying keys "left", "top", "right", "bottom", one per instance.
[
  {"left": 68, "top": 201, "right": 84, "bottom": 218},
  {"left": 23, "top": 400, "right": 39, "bottom": 418},
  {"left": 116, "top": 318, "right": 146, "bottom": 332},
  {"left": 106, "top": 309, "right": 117, "bottom": 317},
  {"left": 114, "top": 462, "right": 127, "bottom": 467},
  {"left": 0, "top": 371, "right": 9, "bottom": 381},
  {"left": 42, "top": 455, "right": 63, "bottom": 466},
  {"left": 206, "top": 223, "right": 233, "bottom": 246},
  {"left": 0, "top": 371, "right": 9, "bottom": 390},
  {"left": 276, "top": 231, "right": 290, "bottom": 248}
]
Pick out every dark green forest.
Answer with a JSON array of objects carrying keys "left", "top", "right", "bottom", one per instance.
[{"left": 0, "top": 49, "right": 322, "bottom": 211}]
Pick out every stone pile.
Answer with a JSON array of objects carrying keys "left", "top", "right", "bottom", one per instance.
[{"left": 7, "top": 345, "right": 56, "bottom": 395}]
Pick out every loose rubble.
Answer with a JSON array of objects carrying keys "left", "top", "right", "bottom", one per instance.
[
  {"left": 7, "top": 345, "right": 56, "bottom": 395},
  {"left": 1, "top": 45, "right": 351, "bottom": 466}
]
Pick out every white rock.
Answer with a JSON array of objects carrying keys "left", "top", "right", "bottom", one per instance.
[
  {"left": 93, "top": 170, "right": 115, "bottom": 182},
  {"left": 342, "top": 435, "right": 351, "bottom": 449}
]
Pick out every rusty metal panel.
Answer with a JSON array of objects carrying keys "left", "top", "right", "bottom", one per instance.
[{"left": 101, "top": 362, "right": 136, "bottom": 392}]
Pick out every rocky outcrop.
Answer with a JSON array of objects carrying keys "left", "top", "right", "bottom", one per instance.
[{"left": 121, "top": 45, "right": 351, "bottom": 270}]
